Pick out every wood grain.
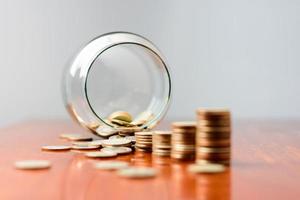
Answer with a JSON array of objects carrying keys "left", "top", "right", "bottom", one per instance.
[{"left": 0, "top": 119, "right": 300, "bottom": 200}]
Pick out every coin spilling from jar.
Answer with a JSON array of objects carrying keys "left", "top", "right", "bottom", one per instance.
[{"left": 15, "top": 108, "right": 231, "bottom": 179}]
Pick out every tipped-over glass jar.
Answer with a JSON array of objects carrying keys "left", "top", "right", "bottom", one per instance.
[{"left": 62, "top": 32, "right": 171, "bottom": 136}]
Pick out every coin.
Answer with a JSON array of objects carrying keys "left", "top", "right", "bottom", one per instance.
[
  {"left": 197, "top": 147, "right": 230, "bottom": 153},
  {"left": 101, "top": 146, "right": 132, "bottom": 155},
  {"left": 60, "top": 133, "right": 82, "bottom": 140},
  {"left": 108, "top": 111, "right": 133, "bottom": 123},
  {"left": 41, "top": 145, "right": 71, "bottom": 151},
  {"left": 95, "top": 161, "right": 129, "bottom": 170},
  {"left": 72, "top": 140, "right": 103, "bottom": 146},
  {"left": 135, "top": 131, "right": 153, "bottom": 152},
  {"left": 196, "top": 108, "right": 230, "bottom": 116},
  {"left": 85, "top": 151, "right": 117, "bottom": 158},
  {"left": 101, "top": 138, "right": 132, "bottom": 147},
  {"left": 197, "top": 126, "right": 231, "bottom": 133},
  {"left": 188, "top": 163, "right": 225, "bottom": 174},
  {"left": 111, "top": 119, "right": 134, "bottom": 127},
  {"left": 15, "top": 160, "right": 51, "bottom": 170},
  {"left": 63, "top": 134, "right": 93, "bottom": 141},
  {"left": 131, "top": 111, "right": 154, "bottom": 126},
  {"left": 172, "top": 121, "right": 197, "bottom": 129},
  {"left": 72, "top": 145, "right": 100, "bottom": 150},
  {"left": 117, "top": 167, "right": 157, "bottom": 178},
  {"left": 196, "top": 159, "right": 230, "bottom": 165},
  {"left": 109, "top": 135, "right": 124, "bottom": 140},
  {"left": 197, "top": 119, "right": 231, "bottom": 127},
  {"left": 196, "top": 108, "right": 231, "bottom": 165},
  {"left": 95, "top": 126, "right": 118, "bottom": 137},
  {"left": 197, "top": 138, "right": 231, "bottom": 147}
]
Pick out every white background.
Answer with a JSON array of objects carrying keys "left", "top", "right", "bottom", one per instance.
[{"left": 1, "top": 0, "right": 300, "bottom": 126}]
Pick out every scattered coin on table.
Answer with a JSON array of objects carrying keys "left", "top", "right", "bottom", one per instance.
[
  {"left": 117, "top": 167, "right": 157, "bottom": 179},
  {"left": 101, "top": 146, "right": 132, "bottom": 155},
  {"left": 101, "top": 138, "right": 132, "bottom": 147},
  {"left": 85, "top": 151, "right": 118, "bottom": 158},
  {"left": 72, "top": 145, "right": 100, "bottom": 150},
  {"left": 60, "top": 134, "right": 93, "bottom": 141},
  {"left": 188, "top": 163, "right": 225, "bottom": 174},
  {"left": 41, "top": 145, "right": 72, "bottom": 151},
  {"left": 95, "top": 161, "right": 129, "bottom": 170},
  {"left": 15, "top": 160, "right": 51, "bottom": 170}
]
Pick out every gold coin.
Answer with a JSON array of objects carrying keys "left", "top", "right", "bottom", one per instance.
[
  {"left": 188, "top": 163, "right": 225, "bottom": 173},
  {"left": 108, "top": 111, "right": 133, "bottom": 123},
  {"left": 197, "top": 147, "right": 230, "bottom": 153},
  {"left": 197, "top": 119, "right": 231, "bottom": 127},
  {"left": 196, "top": 108, "right": 230, "bottom": 115},
  {"left": 85, "top": 151, "right": 117, "bottom": 158},
  {"left": 135, "top": 131, "right": 153, "bottom": 136},
  {"left": 41, "top": 145, "right": 71, "bottom": 151},
  {"left": 94, "top": 161, "right": 129, "bottom": 170},
  {"left": 117, "top": 167, "right": 157, "bottom": 178},
  {"left": 15, "top": 160, "right": 51, "bottom": 170},
  {"left": 197, "top": 126, "right": 231, "bottom": 133},
  {"left": 197, "top": 138, "right": 231, "bottom": 147},
  {"left": 172, "top": 121, "right": 197, "bottom": 129}
]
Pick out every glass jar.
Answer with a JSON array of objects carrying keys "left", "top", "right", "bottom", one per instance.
[{"left": 62, "top": 32, "right": 171, "bottom": 136}]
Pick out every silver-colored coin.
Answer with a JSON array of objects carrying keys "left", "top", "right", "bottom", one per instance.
[
  {"left": 94, "top": 161, "right": 129, "bottom": 170},
  {"left": 64, "top": 135, "right": 93, "bottom": 141},
  {"left": 117, "top": 167, "right": 157, "bottom": 178},
  {"left": 41, "top": 145, "right": 71, "bottom": 151},
  {"left": 101, "top": 138, "right": 132, "bottom": 147},
  {"left": 96, "top": 126, "right": 118, "bottom": 137},
  {"left": 101, "top": 146, "right": 132, "bottom": 155},
  {"left": 85, "top": 151, "right": 118, "bottom": 158},
  {"left": 188, "top": 163, "right": 225, "bottom": 174},
  {"left": 72, "top": 145, "right": 100, "bottom": 150},
  {"left": 15, "top": 160, "right": 51, "bottom": 170}
]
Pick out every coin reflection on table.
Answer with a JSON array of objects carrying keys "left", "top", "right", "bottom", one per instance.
[
  {"left": 196, "top": 169, "right": 231, "bottom": 200},
  {"left": 131, "top": 151, "right": 152, "bottom": 167},
  {"left": 171, "top": 162, "right": 196, "bottom": 200}
]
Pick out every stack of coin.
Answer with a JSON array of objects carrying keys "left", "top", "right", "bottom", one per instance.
[
  {"left": 171, "top": 122, "right": 196, "bottom": 161},
  {"left": 135, "top": 132, "right": 153, "bottom": 152},
  {"left": 152, "top": 131, "right": 172, "bottom": 157},
  {"left": 196, "top": 108, "right": 231, "bottom": 165}
]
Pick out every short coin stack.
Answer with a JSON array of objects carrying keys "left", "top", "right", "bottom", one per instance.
[
  {"left": 152, "top": 131, "right": 172, "bottom": 156},
  {"left": 196, "top": 108, "right": 231, "bottom": 165},
  {"left": 135, "top": 132, "right": 153, "bottom": 152},
  {"left": 171, "top": 122, "right": 196, "bottom": 161}
]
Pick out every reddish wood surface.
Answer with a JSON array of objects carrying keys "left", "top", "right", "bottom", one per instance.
[{"left": 1, "top": 119, "right": 300, "bottom": 200}]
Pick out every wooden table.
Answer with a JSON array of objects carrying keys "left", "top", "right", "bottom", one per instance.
[{"left": 1, "top": 119, "right": 300, "bottom": 200}]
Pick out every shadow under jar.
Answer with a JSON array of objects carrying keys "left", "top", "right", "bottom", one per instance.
[{"left": 62, "top": 32, "right": 171, "bottom": 136}]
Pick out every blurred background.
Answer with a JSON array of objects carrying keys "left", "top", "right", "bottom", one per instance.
[{"left": 1, "top": 0, "right": 300, "bottom": 126}]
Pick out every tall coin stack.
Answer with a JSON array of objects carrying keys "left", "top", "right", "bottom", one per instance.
[
  {"left": 196, "top": 108, "right": 231, "bottom": 165},
  {"left": 135, "top": 132, "right": 153, "bottom": 152},
  {"left": 171, "top": 122, "right": 196, "bottom": 161},
  {"left": 152, "top": 131, "right": 172, "bottom": 157}
]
